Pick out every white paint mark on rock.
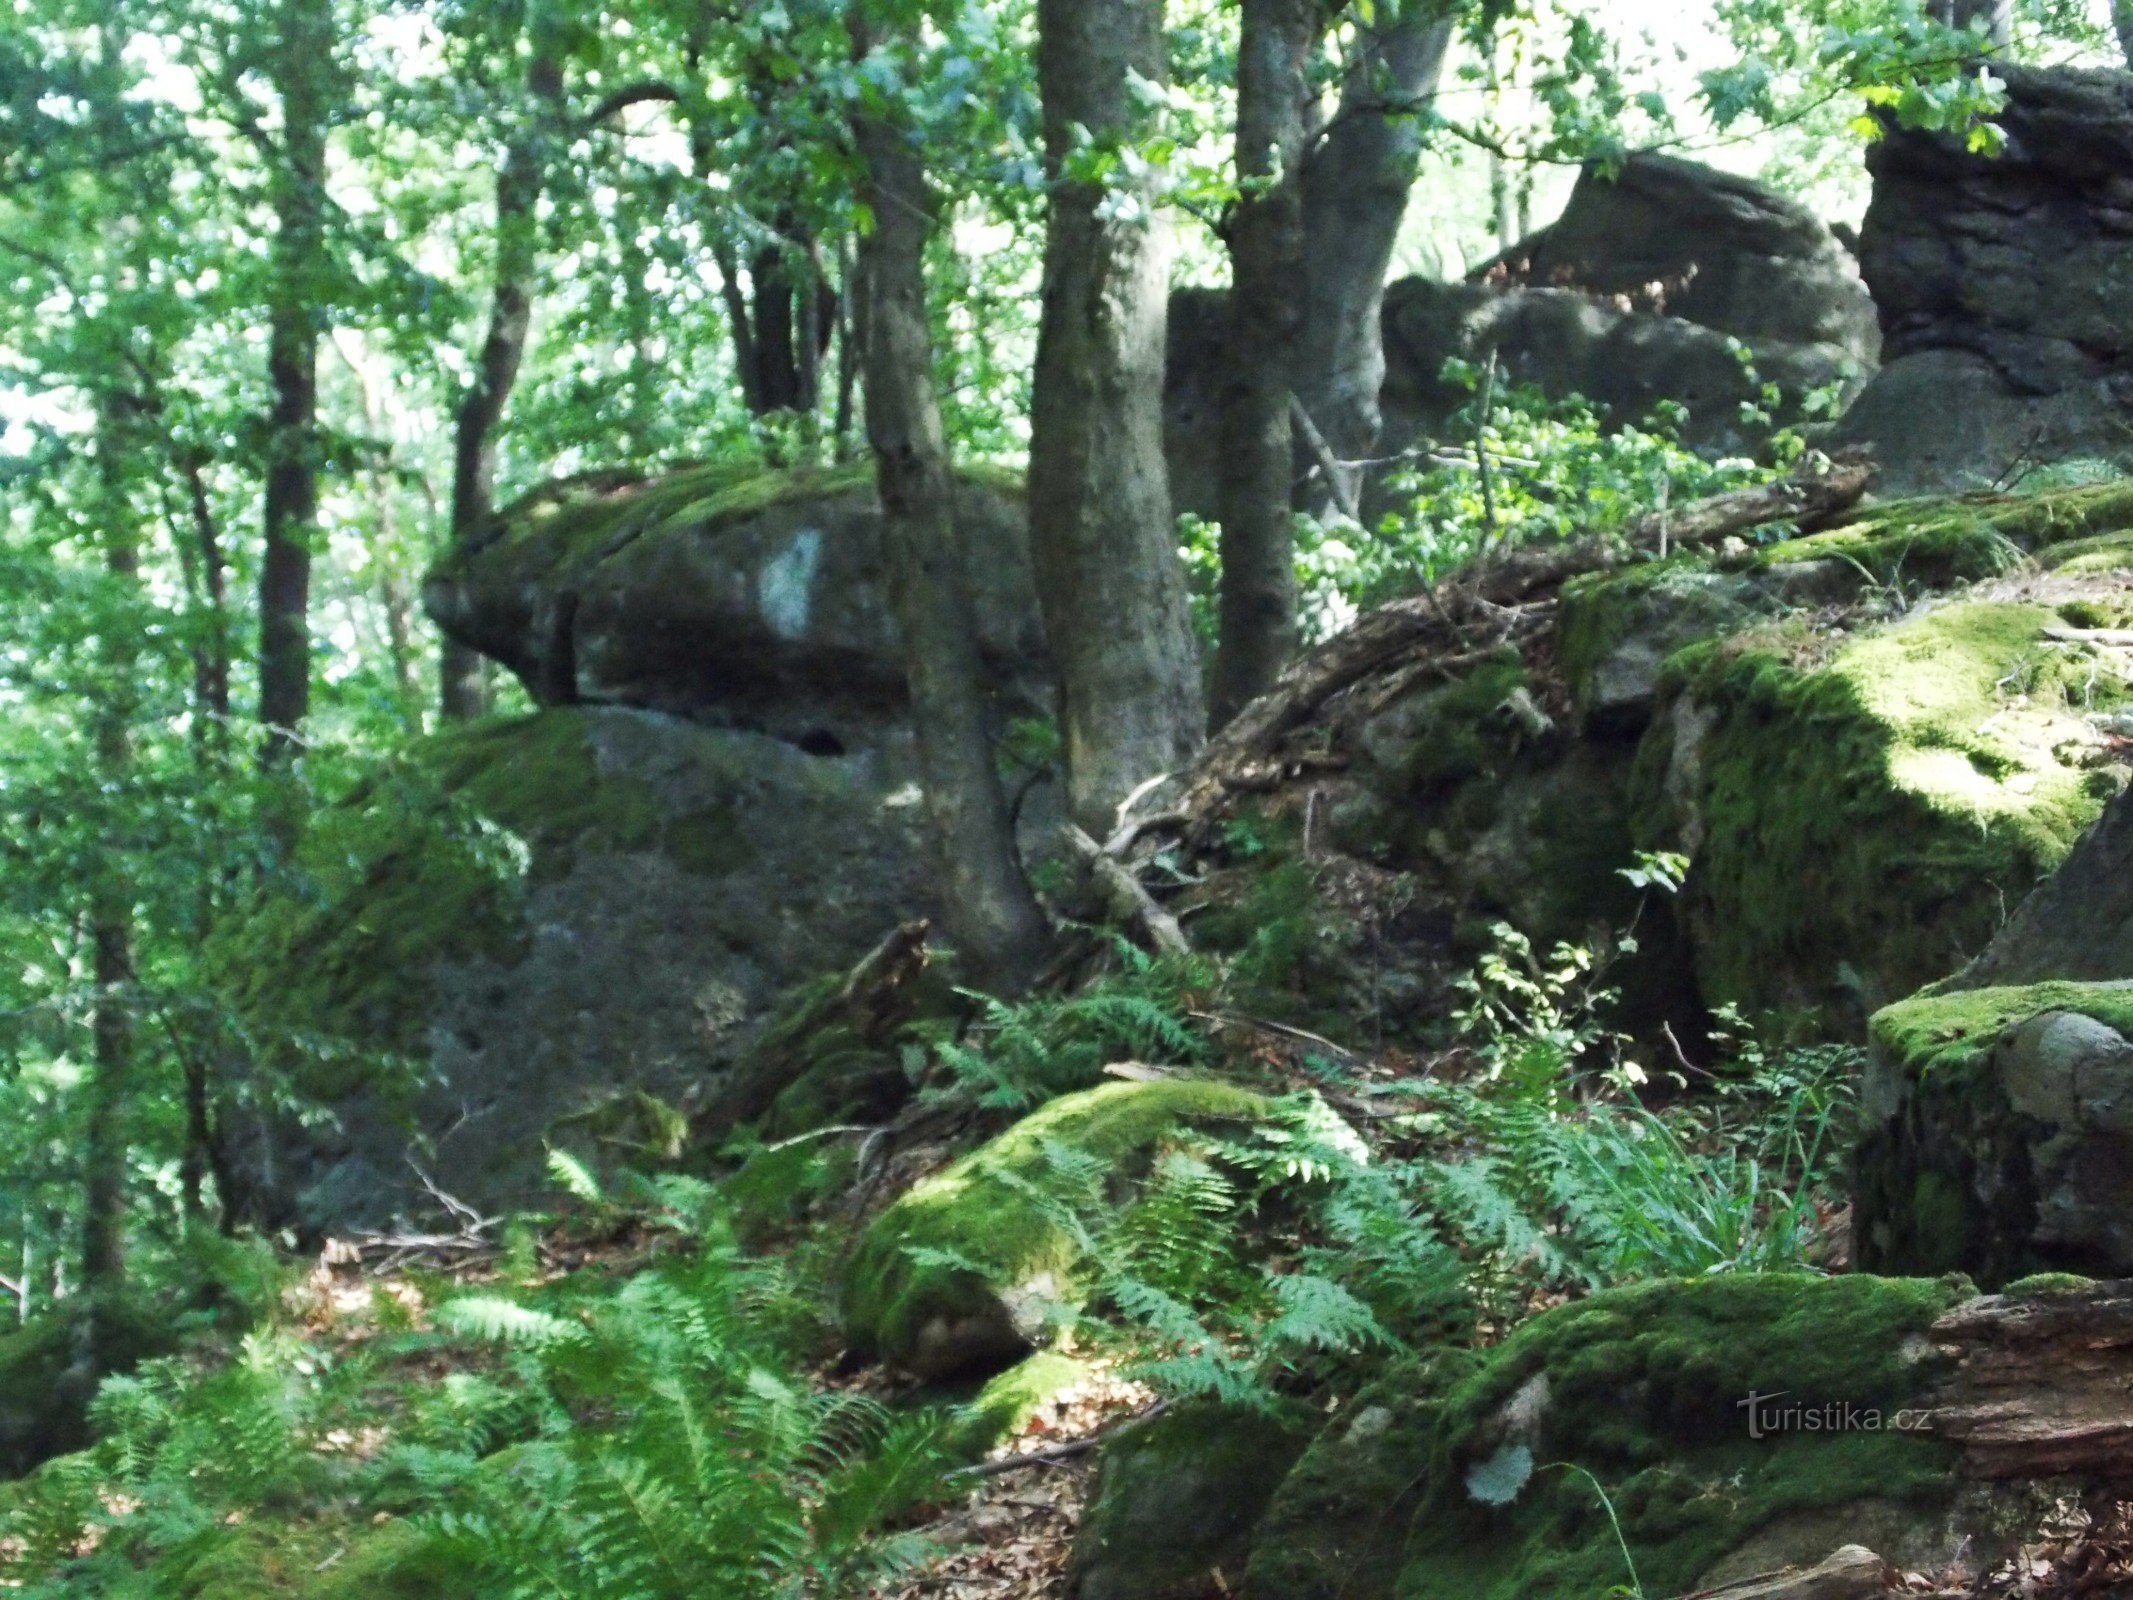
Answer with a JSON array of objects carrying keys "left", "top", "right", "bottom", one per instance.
[{"left": 759, "top": 527, "right": 822, "bottom": 639}]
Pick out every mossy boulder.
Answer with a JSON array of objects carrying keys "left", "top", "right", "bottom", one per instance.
[
  {"left": 1339, "top": 652, "right": 1644, "bottom": 951},
  {"left": 425, "top": 462, "right": 1045, "bottom": 748},
  {"left": 1250, "top": 1274, "right": 1990, "bottom": 1600},
  {"left": 1635, "top": 595, "right": 2133, "bottom": 1021},
  {"left": 1246, "top": 1352, "right": 1482, "bottom": 1600},
  {"left": 1857, "top": 981, "right": 2133, "bottom": 1284},
  {"left": 842, "top": 1080, "right": 1271, "bottom": 1379},
  {"left": 1065, "top": 1402, "right": 1314, "bottom": 1600},
  {"left": 209, "top": 705, "right": 929, "bottom": 1231}
]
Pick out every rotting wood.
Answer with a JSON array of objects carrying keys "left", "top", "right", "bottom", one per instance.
[
  {"left": 1673, "top": 1545, "right": 1893, "bottom": 1600},
  {"left": 1924, "top": 1280, "right": 2133, "bottom": 1481}
]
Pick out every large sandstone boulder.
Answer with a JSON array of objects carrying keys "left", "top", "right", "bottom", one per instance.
[
  {"left": 1856, "top": 703, "right": 2133, "bottom": 1283},
  {"left": 1486, "top": 152, "right": 1880, "bottom": 357},
  {"left": 1165, "top": 157, "right": 1876, "bottom": 516},
  {"left": 424, "top": 462, "right": 1048, "bottom": 746},
  {"left": 1381, "top": 156, "right": 1878, "bottom": 464},
  {"left": 1317, "top": 483, "right": 2133, "bottom": 1032},
  {"left": 1832, "top": 65, "right": 2133, "bottom": 491},
  {"left": 210, "top": 705, "right": 931, "bottom": 1231}
]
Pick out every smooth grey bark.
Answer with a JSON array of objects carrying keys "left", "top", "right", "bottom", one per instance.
[
  {"left": 257, "top": 0, "right": 330, "bottom": 768},
  {"left": 852, "top": 30, "right": 1054, "bottom": 995},
  {"left": 1295, "top": 0, "right": 1454, "bottom": 503},
  {"left": 1209, "top": 0, "right": 1315, "bottom": 729},
  {"left": 442, "top": 8, "right": 566, "bottom": 720},
  {"left": 1029, "top": 0, "right": 1205, "bottom": 835}
]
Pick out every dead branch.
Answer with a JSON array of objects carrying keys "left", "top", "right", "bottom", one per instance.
[
  {"left": 1672, "top": 1546, "right": 1894, "bottom": 1600},
  {"left": 1064, "top": 826, "right": 1190, "bottom": 958}
]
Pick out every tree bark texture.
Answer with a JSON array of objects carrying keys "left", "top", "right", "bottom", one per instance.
[
  {"left": 1208, "top": 0, "right": 1315, "bottom": 729},
  {"left": 257, "top": 0, "right": 330, "bottom": 766},
  {"left": 2118, "top": 1, "right": 2133, "bottom": 68},
  {"left": 853, "top": 35, "right": 1054, "bottom": 996},
  {"left": 442, "top": 5, "right": 567, "bottom": 720},
  {"left": 1029, "top": 0, "right": 1205, "bottom": 835},
  {"left": 1295, "top": 0, "right": 1454, "bottom": 501}
]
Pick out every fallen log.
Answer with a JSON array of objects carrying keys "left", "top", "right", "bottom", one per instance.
[
  {"left": 1924, "top": 1281, "right": 2133, "bottom": 1481},
  {"left": 1064, "top": 825, "right": 1190, "bottom": 957}
]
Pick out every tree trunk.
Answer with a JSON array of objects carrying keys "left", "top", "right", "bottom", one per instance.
[
  {"left": 82, "top": 393, "right": 140, "bottom": 1313},
  {"left": 442, "top": 8, "right": 564, "bottom": 720},
  {"left": 1029, "top": 0, "right": 1205, "bottom": 835},
  {"left": 2115, "top": 0, "right": 2133, "bottom": 65},
  {"left": 852, "top": 31, "right": 1053, "bottom": 995},
  {"left": 1209, "top": 0, "right": 1314, "bottom": 728},
  {"left": 257, "top": 0, "right": 330, "bottom": 768},
  {"left": 1294, "top": 0, "right": 1454, "bottom": 508},
  {"left": 1932, "top": 0, "right": 2012, "bottom": 47}
]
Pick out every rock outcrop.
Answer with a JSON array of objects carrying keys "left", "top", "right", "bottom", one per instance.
[
  {"left": 206, "top": 465, "right": 1055, "bottom": 1231},
  {"left": 1316, "top": 483, "right": 2133, "bottom": 1028},
  {"left": 424, "top": 461, "right": 1047, "bottom": 747},
  {"left": 1166, "top": 156, "right": 1877, "bottom": 515},
  {"left": 211, "top": 704, "right": 932, "bottom": 1231},
  {"left": 1832, "top": 65, "right": 2133, "bottom": 491},
  {"left": 1378, "top": 155, "right": 1879, "bottom": 464}
]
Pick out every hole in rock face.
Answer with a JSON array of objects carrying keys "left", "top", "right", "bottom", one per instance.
[{"left": 797, "top": 728, "right": 847, "bottom": 758}]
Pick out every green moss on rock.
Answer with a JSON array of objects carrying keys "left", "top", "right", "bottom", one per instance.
[
  {"left": 1069, "top": 1402, "right": 1315, "bottom": 1600},
  {"left": 843, "top": 1080, "right": 1270, "bottom": 1377},
  {"left": 1644, "top": 601, "right": 2128, "bottom": 1018},
  {"left": 1297, "top": 1274, "right": 1970, "bottom": 1600},
  {"left": 205, "top": 708, "right": 757, "bottom": 1088},
  {"left": 1857, "top": 980, "right": 2133, "bottom": 1283},
  {"left": 1871, "top": 981, "right": 2133, "bottom": 1086},
  {"left": 1247, "top": 1351, "right": 1484, "bottom": 1600}
]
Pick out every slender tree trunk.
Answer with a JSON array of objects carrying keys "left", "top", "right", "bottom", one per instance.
[
  {"left": 180, "top": 456, "right": 231, "bottom": 738},
  {"left": 257, "top": 0, "right": 330, "bottom": 768},
  {"left": 852, "top": 21, "right": 1054, "bottom": 995},
  {"left": 1209, "top": 0, "right": 1314, "bottom": 728},
  {"left": 82, "top": 394, "right": 140, "bottom": 1315},
  {"left": 442, "top": 8, "right": 564, "bottom": 720},
  {"left": 1294, "top": 0, "right": 1454, "bottom": 508},
  {"left": 1029, "top": 0, "right": 1204, "bottom": 835},
  {"left": 2117, "top": 1, "right": 2133, "bottom": 67}
]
